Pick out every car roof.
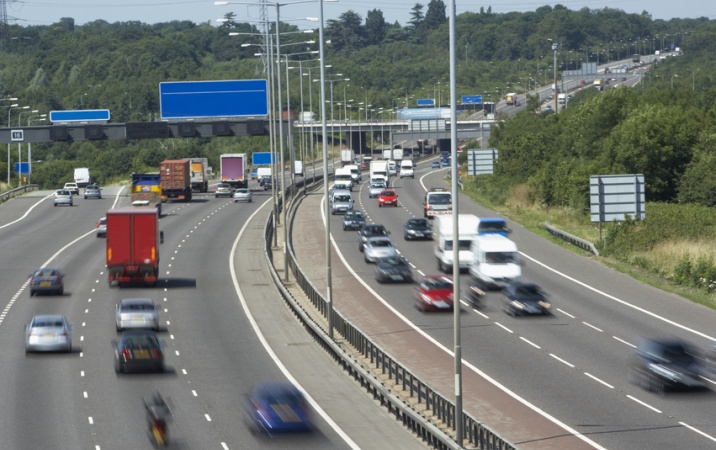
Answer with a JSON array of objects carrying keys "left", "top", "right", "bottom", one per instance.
[
  {"left": 31, "top": 314, "right": 66, "bottom": 322},
  {"left": 119, "top": 297, "right": 154, "bottom": 305}
]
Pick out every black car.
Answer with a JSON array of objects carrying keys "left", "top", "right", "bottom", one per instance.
[
  {"left": 628, "top": 337, "right": 706, "bottom": 393},
  {"left": 502, "top": 281, "right": 551, "bottom": 316},
  {"left": 358, "top": 224, "right": 389, "bottom": 252},
  {"left": 404, "top": 218, "right": 433, "bottom": 241},
  {"left": 342, "top": 210, "right": 366, "bottom": 231},
  {"left": 464, "top": 276, "right": 485, "bottom": 307},
  {"left": 113, "top": 330, "right": 165, "bottom": 374},
  {"left": 375, "top": 256, "right": 413, "bottom": 283}
]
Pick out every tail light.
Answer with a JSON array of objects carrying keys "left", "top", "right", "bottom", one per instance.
[
  {"left": 150, "top": 349, "right": 162, "bottom": 359},
  {"left": 122, "top": 349, "right": 133, "bottom": 360},
  {"left": 54, "top": 278, "right": 62, "bottom": 285}
]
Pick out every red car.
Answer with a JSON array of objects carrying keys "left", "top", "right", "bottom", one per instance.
[
  {"left": 414, "top": 275, "right": 454, "bottom": 312},
  {"left": 378, "top": 189, "right": 398, "bottom": 207}
]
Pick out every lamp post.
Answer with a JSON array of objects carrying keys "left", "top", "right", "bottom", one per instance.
[
  {"left": 18, "top": 109, "right": 38, "bottom": 187},
  {"left": 27, "top": 114, "right": 47, "bottom": 185},
  {"left": 671, "top": 73, "right": 679, "bottom": 89},
  {"left": 549, "top": 39, "right": 558, "bottom": 112},
  {"left": 7, "top": 105, "right": 29, "bottom": 186}
]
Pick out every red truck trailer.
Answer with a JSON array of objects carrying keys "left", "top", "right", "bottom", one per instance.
[
  {"left": 160, "top": 159, "right": 192, "bottom": 201},
  {"left": 106, "top": 207, "right": 162, "bottom": 287}
]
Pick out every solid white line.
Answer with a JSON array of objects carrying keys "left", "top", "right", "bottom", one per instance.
[
  {"left": 318, "top": 198, "right": 606, "bottom": 449},
  {"left": 230, "top": 198, "right": 360, "bottom": 450},
  {"left": 679, "top": 422, "right": 716, "bottom": 442},
  {"left": 584, "top": 373, "right": 614, "bottom": 389},
  {"left": 550, "top": 353, "right": 575, "bottom": 368},
  {"left": 521, "top": 252, "right": 716, "bottom": 342},
  {"left": 626, "top": 395, "right": 661, "bottom": 413}
]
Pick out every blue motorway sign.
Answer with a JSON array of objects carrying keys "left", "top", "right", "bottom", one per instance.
[
  {"left": 160, "top": 79, "right": 268, "bottom": 120},
  {"left": 14, "top": 162, "right": 30, "bottom": 174},
  {"left": 49, "top": 109, "right": 110, "bottom": 123},
  {"left": 416, "top": 98, "right": 435, "bottom": 106},
  {"left": 461, "top": 95, "right": 483, "bottom": 105},
  {"left": 252, "top": 152, "right": 277, "bottom": 165}
]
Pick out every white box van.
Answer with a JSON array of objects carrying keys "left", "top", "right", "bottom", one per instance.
[
  {"left": 294, "top": 161, "right": 303, "bottom": 176},
  {"left": 74, "top": 168, "right": 91, "bottom": 187},
  {"left": 434, "top": 214, "right": 479, "bottom": 273},
  {"left": 399, "top": 160, "right": 414, "bottom": 178},
  {"left": 334, "top": 167, "right": 353, "bottom": 191},
  {"left": 469, "top": 235, "right": 521, "bottom": 288}
]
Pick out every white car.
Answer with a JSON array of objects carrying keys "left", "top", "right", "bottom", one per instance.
[
  {"left": 63, "top": 182, "right": 80, "bottom": 196},
  {"left": 233, "top": 188, "right": 252, "bottom": 203},
  {"left": 115, "top": 298, "right": 160, "bottom": 331},
  {"left": 25, "top": 315, "right": 72, "bottom": 353},
  {"left": 54, "top": 190, "right": 73, "bottom": 207},
  {"left": 363, "top": 237, "right": 398, "bottom": 263}
]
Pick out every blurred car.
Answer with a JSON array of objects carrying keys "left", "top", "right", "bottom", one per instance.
[
  {"left": 363, "top": 237, "right": 397, "bottom": 263},
  {"left": 404, "top": 218, "right": 432, "bottom": 240},
  {"left": 441, "top": 159, "right": 451, "bottom": 167},
  {"left": 545, "top": 105, "right": 553, "bottom": 111},
  {"left": 233, "top": 188, "right": 252, "bottom": 203},
  {"left": 415, "top": 275, "right": 454, "bottom": 312},
  {"left": 378, "top": 189, "right": 398, "bottom": 207},
  {"left": 245, "top": 382, "right": 313, "bottom": 435},
  {"left": 368, "top": 182, "right": 386, "bottom": 198},
  {"left": 464, "top": 276, "right": 486, "bottom": 308},
  {"left": 342, "top": 210, "right": 366, "bottom": 231},
  {"left": 96, "top": 217, "right": 107, "bottom": 238},
  {"left": 25, "top": 315, "right": 72, "bottom": 353},
  {"left": 29, "top": 267, "right": 64, "bottom": 296},
  {"left": 502, "top": 281, "right": 551, "bottom": 316},
  {"left": 63, "top": 182, "right": 80, "bottom": 195},
  {"left": 83, "top": 184, "right": 102, "bottom": 199},
  {"left": 215, "top": 183, "right": 234, "bottom": 198},
  {"left": 358, "top": 224, "right": 390, "bottom": 252},
  {"left": 115, "top": 298, "right": 160, "bottom": 331},
  {"left": 580, "top": 79, "right": 586, "bottom": 85},
  {"left": 113, "top": 330, "right": 164, "bottom": 373},
  {"left": 53, "top": 189, "right": 73, "bottom": 207},
  {"left": 628, "top": 337, "right": 706, "bottom": 393},
  {"left": 431, "top": 161, "right": 440, "bottom": 169},
  {"left": 263, "top": 178, "right": 273, "bottom": 191},
  {"left": 375, "top": 255, "right": 412, "bottom": 283},
  {"left": 250, "top": 169, "right": 258, "bottom": 179}
]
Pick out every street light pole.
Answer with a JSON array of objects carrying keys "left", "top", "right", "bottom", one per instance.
[
  {"left": 18, "top": 109, "right": 38, "bottom": 187},
  {"left": 7, "top": 105, "right": 28, "bottom": 186},
  {"left": 27, "top": 114, "right": 47, "bottom": 185},
  {"left": 550, "top": 39, "right": 558, "bottom": 112}
]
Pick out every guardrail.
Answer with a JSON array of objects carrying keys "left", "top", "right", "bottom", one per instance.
[
  {"left": 265, "top": 176, "right": 514, "bottom": 449},
  {"left": 544, "top": 221, "right": 599, "bottom": 256},
  {"left": 0, "top": 184, "right": 40, "bottom": 204}
]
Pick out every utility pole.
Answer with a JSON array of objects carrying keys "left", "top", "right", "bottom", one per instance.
[{"left": 549, "top": 39, "right": 558, "bottom": 112}]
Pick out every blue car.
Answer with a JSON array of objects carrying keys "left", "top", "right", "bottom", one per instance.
[
  {"left": 245, "top": 382, "right": 313, "bottom": 435},
  {"left": 441, "top": 159, "right": 451, "bottom": 167}
]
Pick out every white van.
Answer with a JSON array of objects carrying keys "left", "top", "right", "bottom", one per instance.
[
  {"left": 256, "top": 167, "right": 272, "bottom": 179},
  {"left": 346, "top": 164, "right": 362, "bottom": 183},
  {"left": 74, "top": 168, "right": 91, "bottom": 187},
  {"left": 434, "top": 214, "right": 480, "bottom": 273},
  {"left": 399, "top": 160, "right": 414, "bottom": 178},
  {"left": 334, "top": 167, "right": 354, "bottom": 191},
  {"left": 294, "top": 161, "right": 304, "bottom": 177},
  {"left": 330, "top": 189, "right": 353, "bottom": 215},
  {"left": 469, "top": 235, "right": 521, "bottom": 288}
]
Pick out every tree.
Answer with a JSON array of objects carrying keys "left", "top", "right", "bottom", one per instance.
[
  {"left": 326, "top": 11, "right": 365, "bottom": 53},
  {"left": 424, "top": 0, "right": 447, "bottom": 30},
  {"left": 365, "top": 9, "right": 387, "bottom": 46}
]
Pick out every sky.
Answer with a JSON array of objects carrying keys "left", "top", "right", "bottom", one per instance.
[{"left": 7, "top": 0, "right": 714, "bottom": 28}]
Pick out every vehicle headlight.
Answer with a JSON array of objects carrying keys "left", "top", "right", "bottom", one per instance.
[
  {"left": 538, "top": 301, "right": 551, "bottom": 309},
  {"left": 649, "top": 364, "right": 681, "bottom": 381},
  {"left": 511, "top": 301, "right": 525, "bottom": 310}
]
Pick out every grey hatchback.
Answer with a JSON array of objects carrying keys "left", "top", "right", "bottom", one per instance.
[{"left": 84, "top": 184, "right": 102, "bottom": 199}]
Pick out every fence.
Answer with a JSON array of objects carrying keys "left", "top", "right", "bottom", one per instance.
[{"left": 265, "top": 175, "right": 514, "bottom": 449}]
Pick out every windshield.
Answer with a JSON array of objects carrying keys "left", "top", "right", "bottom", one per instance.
[
  {"left": 479, "top": 222, "right": 507, "bottom": 233},
  {"left": 407, "top": 219, "right": 429, "bottom": 229},
  {"left": 486, "top": 251, "right": 517, "bottom": 264},
  {"left": 428, "top": 193, "right": 451, "bottom": 205},
  {"left": 345, "top": 211, "right": 363, "bottom": 218},
  {"left": 369, "top": 239, "right": 392, "bottom": 248},
  {"left": 422, "top": 277, "right": 452, "bottom": 290},
  {"left": 335, "top": 195, "right": 351, "bottom": 202},
  {"left": 444, "top": 239, "right": 472, "bottom": 251}
]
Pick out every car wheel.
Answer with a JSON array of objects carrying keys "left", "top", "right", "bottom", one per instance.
[
  {"left": 359, "top": 245, "right": 364, "bottom": 253},
  {"left": 364, "top": 256, "right": 369, "bottom": 263},
  {"left": 29, "top": 290, "right": 35, "bottom": 297}
]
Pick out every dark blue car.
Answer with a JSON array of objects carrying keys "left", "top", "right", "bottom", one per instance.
[
  {"left": 245, "top": 382, "right": 313, "bottom": 435},
  {"left": 441, "top": 158, "right": 451, "bottom": 167},
  {"left": 342, "top": 210, "right": 366, "bottom": 231}
]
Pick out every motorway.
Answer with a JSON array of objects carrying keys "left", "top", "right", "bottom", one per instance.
[
  {"left": 0, "top": 184, "right": 425, "bottom": 449},
  {"left": 290, "top": 158, "right": 716, "bottom": 450}
]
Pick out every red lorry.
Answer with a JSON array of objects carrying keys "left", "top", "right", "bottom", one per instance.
[
  {"left": 160, "top": 159, "right": 192, "bottom": 201},
  {"left": 106, "top": 207, "right": 162, "bottom": 287}
]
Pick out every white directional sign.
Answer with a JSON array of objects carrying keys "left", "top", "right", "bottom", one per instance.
[{"left": 11, "top": 130, "right": 24, "bottom": 141}]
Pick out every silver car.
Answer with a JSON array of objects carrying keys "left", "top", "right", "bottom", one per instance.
[
  {"left": 233, "top": 188, "right": 252, "bottom": 203},
  {"left": 368, "top": 182, "right": 386, "bottom": 198},
  {"left": 84, "top": 184, "right": 102, "bottom": 199},
  {"left": 54, "top": 189, "right": 73, "bottom": 207},
  {"left": 25, "top": 315, "right": 72, "bottom": 353},
  {"left": 215, "top": 183, "right": 234, "bottom": 198},
  {"left": 96, "top": 217, "right": 107, "bottom": 238},
  {"left": 363, "top": 236, "right": 398, "bottom": 263},
  {"left": 330, "top": 191, "right": 353, "bottom": 215},
  {"left": 115, "top": 298, "right": 160, "bottom": 331}
]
